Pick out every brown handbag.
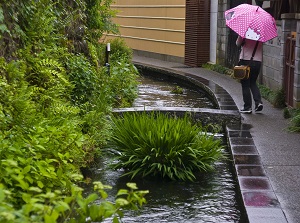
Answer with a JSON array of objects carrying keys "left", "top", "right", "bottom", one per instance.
[
  {"left": 233, "top": 41, "right": 259, "bottom": 80},
  {"left": 233, "top": 65, "right": 250, "bottom": 79}
]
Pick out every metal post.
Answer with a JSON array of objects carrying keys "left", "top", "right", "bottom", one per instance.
[{"left": 105, "top": 43, "right": 110, "bottom": 75}]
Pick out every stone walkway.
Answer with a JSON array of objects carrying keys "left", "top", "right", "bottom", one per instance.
[{"left": 132, "top": 54, "right": 300, "bottom": 223}]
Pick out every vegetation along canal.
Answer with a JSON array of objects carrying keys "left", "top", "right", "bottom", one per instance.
[{"left": 85, "top": 75, "right": 248, "bottom": 222}]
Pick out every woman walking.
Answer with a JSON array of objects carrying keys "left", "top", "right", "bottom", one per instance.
[{"left": 236, "top": 36, "right": 263, "bottom": 114}]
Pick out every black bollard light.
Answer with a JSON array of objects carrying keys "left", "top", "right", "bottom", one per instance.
[{"left": 105, "top": 43, "right": 110, "bottom": 75}]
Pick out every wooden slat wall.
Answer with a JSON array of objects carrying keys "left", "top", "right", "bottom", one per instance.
[
  {"left": 109, "top": 0, "right": 186, "bottom": 58},
  {"left": 184, "top": 0, "right": 210, "bottom": 67}
]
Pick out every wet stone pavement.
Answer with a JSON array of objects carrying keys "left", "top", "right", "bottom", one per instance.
[{"left": 227, "top": 124, "right": 287, "bottom": 223}]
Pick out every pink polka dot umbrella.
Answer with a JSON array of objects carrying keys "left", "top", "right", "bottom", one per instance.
[{"left": 225, "top": 4, "right": 277, "bottom": 42}]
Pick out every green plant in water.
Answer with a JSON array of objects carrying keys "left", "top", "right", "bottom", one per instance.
[
  {"left": 108, "top": 112, "right": 224, "bottom": 181},
  {"left": 171, "top": 86, "right": 184, "bottom": 94}
]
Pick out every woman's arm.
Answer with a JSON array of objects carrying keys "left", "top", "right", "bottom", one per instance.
[{"left": 236, "top": 36, "right": 245, "bottom": 47}]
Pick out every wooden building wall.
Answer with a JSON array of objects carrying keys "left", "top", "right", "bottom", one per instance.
[{"left": 109, "top": 0, "right": 186, "bottom": 61}]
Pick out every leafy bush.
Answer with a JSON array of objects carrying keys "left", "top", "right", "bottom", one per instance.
[
  {"left": 0, "top": 0, "right": 144, "bottom": 221},
  {"left": 108, "top": 112, "right": 224, "bottom": 181},
  {"left": 66, "top": 54, "right": 99, "bottom": 106},
  {"left": 0, "top": 56, "right": 85, "bottom": 194},
  {"left": 110, "top": 61, "right": 139, "bottom": 107},
  {"left": 0, "top": 181, "right": 148, "bottom": 223},
  {"left": 109, "top": 38, "right": 133, "bottom": 64},
  {"left": 0, "top": 59, "right": 144, "bottom": 222},
  {"left": 85, "top": 0, "right": 119, "bottom": 42},
  {"left": 97, "top": 37, "right": 140, "bottom": 108}
]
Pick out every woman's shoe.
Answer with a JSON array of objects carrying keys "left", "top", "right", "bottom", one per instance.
[
  {"left": 255, "top": 103, "right": 263, "bottom": 112},
  {"left": 240, "top": 108, "right": 252, "bottom": 114}
]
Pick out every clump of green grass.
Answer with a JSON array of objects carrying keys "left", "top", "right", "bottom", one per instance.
[
  {"left": 107, "top": 112, "right": 224, "bottom": 181},
  {"left": 289, "top": 113, "right": 300, "bottom": 132},
  {"left": 284, "top": 108, "right": 300, "bottom": 132},
  {"left": 258, "top": 85, "right": 286, "bottom": 108},
  {"left": 202, "top": 63, "right": 232, "bottom": 75}
]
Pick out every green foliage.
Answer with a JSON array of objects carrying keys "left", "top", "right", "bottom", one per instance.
[
  {"left": 0, "top": 56, "right": 142, "bottom": 222},
  {"left": 289, "top": 113, "right": 300, "bottom": 132},
  {"left": 27, "top": 56, "right": 73, "bottom": 111},
  {"left": 0, "top": 57, "right": 86, "bottom": 198},
  {"left": 202, "top": 63, "right": 232, "bottom": 75},
  {"left": 70, "top": 182, "right": 148, "bottom": 223},
  {"left": 271, "top": 88, "right": 286, "bottom": 108},
  {"left": 0, "top": 2, "right": 25, "bottom": 59},
  {"left": 171, "top": 86, "right": 184, "bottom": 94},
  {"left": 0, "top": 181, "right": 148, "bottom": 223},
  {"left": 283, "top": 107, "right": 291, "bottom": 119},
  {"left": 0, "top": 0, "right": 142, "bottom": 221},
  {"left": 109, "top": 38, "right": 133, "bottom": 64},
  {"left": 108, "top": 112, "right": 224, "bottom": 181},
  {"left": 259, "top": 85, "right": 300, "bottom": 132},
  {"left": 258, "top": 85, "right": 286, "bottom": 108},
  {"left": 110, "top": 61, "right": 139, "bottom": 107},
  {"left": 0, "top": 7, "right": 9, "bottom": 37},
  {"left": 284, "top": 108, "right": 300, "bottom": 132},
  {"left": 18, "top": 0, "right": 57, "bottom": 44},
  {"left": 100, "top": 37, "right": 139, "bottom": 107},
  {"left": 65, "top": 53, "right": 113, "bottom": 147},
  {"left": 66, "top": 54, "right": 98, "bottom": 105},
  {"left": 85, "top": 0, "right": 119, "bottom": 42}
]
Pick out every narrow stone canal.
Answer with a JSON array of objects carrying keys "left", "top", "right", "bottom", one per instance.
[{"left": 85, "top": 75, "right": 248, "bottom": 222}]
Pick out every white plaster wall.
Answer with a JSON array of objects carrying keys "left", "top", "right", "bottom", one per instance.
[
  {"left": 210, "top": 0, "right": 218, "bottom": 63},
  {"left": 252, "top": 0, "right": 270, "bottom": 7}
]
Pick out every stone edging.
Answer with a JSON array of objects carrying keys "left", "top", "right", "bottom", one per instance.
[{"left": 226, "top": 124, "right": 287, "bottom": 223}]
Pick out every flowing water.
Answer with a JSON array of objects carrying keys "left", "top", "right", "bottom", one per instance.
[
  {"left": 133, "top": 76, "right": 216, "bottom": 108},
  {"left": 86, "top": 156, "right": 245, "bottom": 223},
  {"left": 85, "top": 76, "right": 247, "bottom": 222}
]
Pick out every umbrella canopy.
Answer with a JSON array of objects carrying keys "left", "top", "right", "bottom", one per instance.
[{"left": 225, "top": 4, "right": 277, "bottom": 42}]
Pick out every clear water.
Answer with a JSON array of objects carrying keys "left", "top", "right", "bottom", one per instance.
[
  {"left": 84, "top": 76, "right": 246, "bottom": 222},
  {"left": 133, "top": 76, "right": 216, "bottom": 108},
  {"left": 85, "top": 155, "right": 245, "bottom": 223}
]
